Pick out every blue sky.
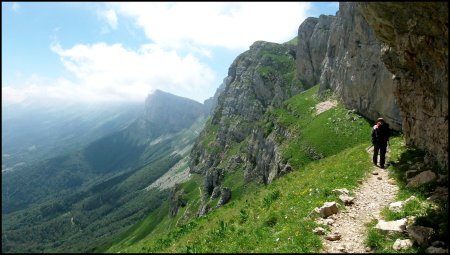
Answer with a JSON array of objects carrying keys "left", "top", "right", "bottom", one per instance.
[{"left": 2, "top": 2, "right": 339, "bottom": 104}]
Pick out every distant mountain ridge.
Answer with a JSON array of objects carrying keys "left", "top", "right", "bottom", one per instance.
[
  {"left": 2, "top": 90, "right": 210, "bottom": 252},
  {"left": 144, "top": 90, "right": 205, "bottom": 134},
  {"left": 1, "top": 101, "right": 143, "bottom": 172},
  {"left": 3, "top": 90, "right": 207, "bottom": 213}
]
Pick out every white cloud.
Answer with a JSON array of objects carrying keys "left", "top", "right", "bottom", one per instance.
[
  {"left": 3, "top": 86, "right": 27, "bottom": 104},
  {"left": 4, "top": 2, "right": 315, "bottom": 105},
  {"left": 2, "top": 75, "right": 57, "bottom": 104},
  {"left": 112, "top": 2, "right": 311, "bottom": 50},
  {"left": 3, "top": 42, "right": 216, "bottom": 104},
  {"left": 10, "top": 42, "right": 214, "bottom": 104},
  {"left": 98, "top": 9, "right": 118, "bottom": 30}
]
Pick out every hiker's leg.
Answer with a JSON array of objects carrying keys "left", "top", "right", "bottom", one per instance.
[
  {"left": 380, "top": 144, "right": 387, "bottom": 168},
  {"left": 373, "top": 143, "right": 379, "bottom": 165}
]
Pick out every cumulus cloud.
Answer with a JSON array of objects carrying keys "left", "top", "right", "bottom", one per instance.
[
  {"left": 98, "top": 9, "right": 118, "bottom": 30},
  {"left": 51, "top": 42, "right": 215, "bottom": 102},
  {"left": 113, "top": 2, "right": 311, "bottom": 50},
  {"left": 3, "top": 42, "right": 216, "bottom": 104},
  {"left": 4, "top": 2, "right": 313, "bottom": 104},
  {"left": 2, "top": 75, "right": 67, "bottom": 104}
]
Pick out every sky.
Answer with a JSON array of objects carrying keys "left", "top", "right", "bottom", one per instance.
[{"left": 2, "top": 2, "right": 339, "bottom": 104}]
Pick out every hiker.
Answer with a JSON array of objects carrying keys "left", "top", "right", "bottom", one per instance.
[{"left": 371, "top": 117, "right": 390, "bottom": 168}]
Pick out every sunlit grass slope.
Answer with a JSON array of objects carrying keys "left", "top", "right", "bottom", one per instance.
[{"left": 106, "top": 85, "right": 376, "bottom": 253}]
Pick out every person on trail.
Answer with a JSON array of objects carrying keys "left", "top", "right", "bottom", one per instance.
[{"left": 371, "top": 117, "right": 390, "bottom": 168}]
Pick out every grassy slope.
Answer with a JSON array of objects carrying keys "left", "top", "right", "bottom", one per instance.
[
  {"left": 106, "top": 85, "right": 377, "bottom": 253},
  {"left": 2, "top": 117, "right": 207, "bottom": 253}
]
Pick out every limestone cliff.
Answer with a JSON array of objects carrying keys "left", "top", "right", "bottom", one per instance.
[
  {"left": 319, "top": 2, "right": 402, "bottom": 130},
  {"left": 189, "top": 41, "right": 302, "bottom": 187},
  {"left": 297, "top": 15, "right": 334, "bottom": 89},
  {"left": 188, "top": 3, "right": 448, "bottom": 219},
  {"left": 357, "top": 2, "right": 448, "bottom": 169}
]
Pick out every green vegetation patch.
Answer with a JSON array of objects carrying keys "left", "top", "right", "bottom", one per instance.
[
  {"left": 109, "top": 142, "right": 373, "bottom": 253},
  {"left": 273, "top": 85, "right": 372, "bottom": 170},
  {"left": 200, "top": 121, "right": 219, "bottom": 148},
  {"left": 106, "top": 85, "right": 382, "bottom": 253}
]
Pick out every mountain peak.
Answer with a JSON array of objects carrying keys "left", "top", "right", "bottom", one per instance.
[{"left": 144, "top": 89, "right": 205, "bottom": 133}]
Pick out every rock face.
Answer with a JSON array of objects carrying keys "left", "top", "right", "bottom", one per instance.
[
  {"left": 197, "top": 203, "right": 210, "bottom": 217},
  {"left": 357, "top": 2, "right": 448, "bottom": 169},
  {"left": 203, "top": 168, "right": 223, "bottom": 196},
  {"left": 169, "top": 184, "right": 187, "bottom": 217},
  {"left": 297, "top": 15, "right": 335, "bottom": 88},
  {"left": 319, "top": 2, "right": 402, "bottom": 130},
  {"left": 189, "top": 41, "right": 303, "bottom": 185},
  {"left": 189, "top": 40, "right": 303, "bottom": 216},
  {"left": 217, "top": 187, "right": 231, "bottom": 207}
]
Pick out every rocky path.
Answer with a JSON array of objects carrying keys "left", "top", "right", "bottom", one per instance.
[
  {"left": 319, "top": 151, "right": 399, "bottom": 253},
  {"left": 315, "top": 100, "right": 338, "bottom": 115}
]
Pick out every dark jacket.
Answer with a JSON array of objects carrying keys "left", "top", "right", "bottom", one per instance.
[{"left": 372, "top": 123, "right": 390, "bottom": 144}]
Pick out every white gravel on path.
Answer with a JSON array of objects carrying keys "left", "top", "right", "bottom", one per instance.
[{"left": 319, "top": 149, "right": 399, "bottom": 253}]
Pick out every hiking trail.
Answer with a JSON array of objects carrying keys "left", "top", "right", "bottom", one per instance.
[{"left": 319, "top": 147, "right": 399, "bottom": 253}]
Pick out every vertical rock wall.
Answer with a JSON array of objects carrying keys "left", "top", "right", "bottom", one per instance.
[
  {"left": 357, "top": 2, "right": 448, "bottom": 169},
  {"left": 297, "top": 15, "right": 334, "bottom": 89},
  {"left": 319, "top": 2, "right": 402, "bottom": 130},
  {"left": 190, "top": 41, "right": 302, "bottom": 183}
]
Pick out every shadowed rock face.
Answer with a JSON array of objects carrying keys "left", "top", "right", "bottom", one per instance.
[
  {"left": 319, "top": 2, "right": 402, "bottom": 130},
  {"left": 357, "top": 2, "right": 448, "bottom": 169},
  {"left": 297, "top": 15, "right": 334, "bottom": 89}
]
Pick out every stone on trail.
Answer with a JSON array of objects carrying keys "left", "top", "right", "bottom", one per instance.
[
  {"left": 313, "top": 227, "right": 326, "bottom": 235},
  {"left": 389, "top": 196, "right": 417, "bottom": 212},
  {"left": 339, "top": 194, "right": 355, "bottom": 205},
  {"left": 392, "top": 239, "right": 413, "bottom": 251},
  {"left": 374, "top": 218, "right": 407, "bottom": 232},
  {"left": 389, "top": 201, "right": 404, "bottom": 212},
  {"left": 318, "top": 201, "right": 339, "bottom": 218},
  {"left": 325, "top": 232, "right": 341, "bottom": 241},
  {"left": 332, "top": 188, "right": 349, "bottom": 195}
]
